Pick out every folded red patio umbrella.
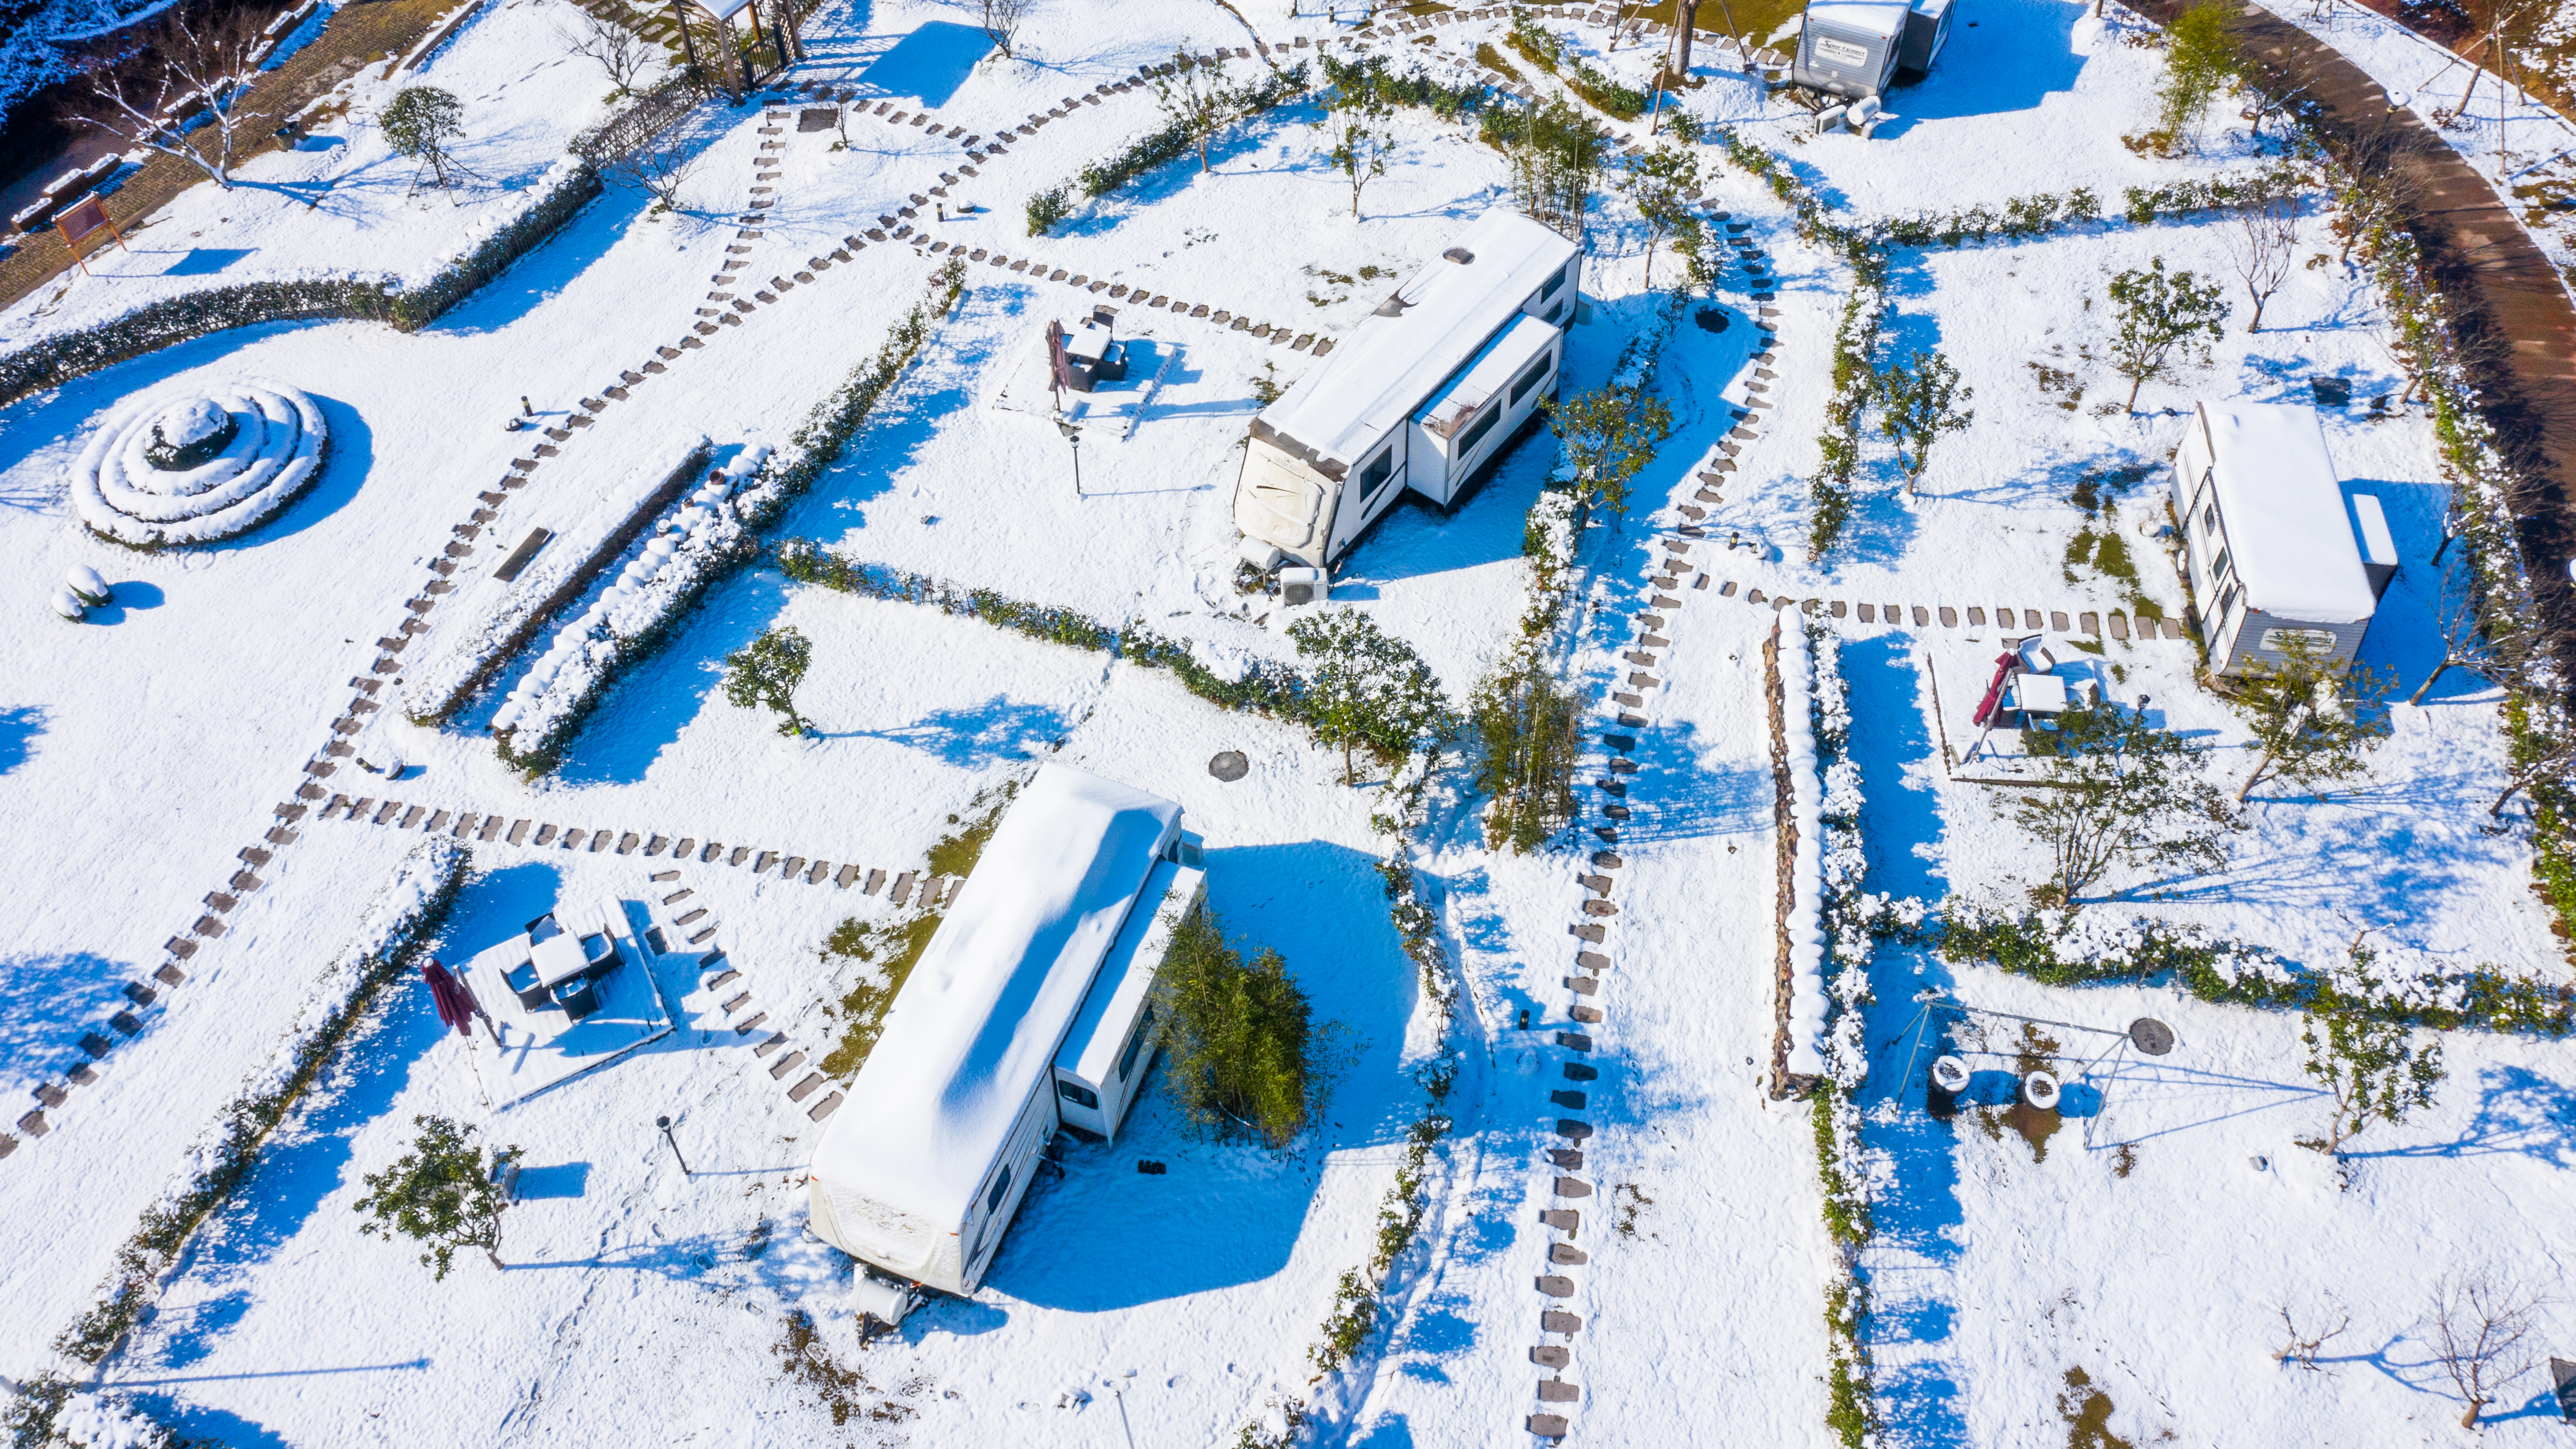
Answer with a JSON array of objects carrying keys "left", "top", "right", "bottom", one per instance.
[{"left": 423, "top": 958, "right": 480, "bottom": 1036}]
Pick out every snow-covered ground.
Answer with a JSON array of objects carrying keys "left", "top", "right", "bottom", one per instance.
[{"left": 4, "top": 0, "right": 2574, "bottom": 1441}]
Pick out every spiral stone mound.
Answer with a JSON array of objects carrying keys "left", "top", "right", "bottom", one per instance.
[{"left": 71, "top": 381, "right": 329, "bottom": 548}]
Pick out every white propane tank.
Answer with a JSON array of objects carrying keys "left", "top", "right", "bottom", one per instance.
[
  {"left": 2023, "top": 1070, "right": 2061, "bottom": 1110},
  {"left": 851, "top": 1269, "right": 913, "bottom": 1327},
  {"left": 1930, "top": 1055, "right": 1970, "bottom": 1094}
]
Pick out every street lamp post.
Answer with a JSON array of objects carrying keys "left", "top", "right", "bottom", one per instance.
[
  {"left": 1055, "top": 417, "right": 1083, "bottom": 497},
  {"left": 656, "top": 1114, "right": 692, "bottom": 1176}
]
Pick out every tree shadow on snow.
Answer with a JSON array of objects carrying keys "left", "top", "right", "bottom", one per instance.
[
  {"left": 987, "top": 837, "right": 1421, "bottom": 1312},
  {"left": 0, "top": 704, "right": 43, "bottom": 775},
  {"left": 2348, "top": 1065, "right": 2576, "bottom": 1168},
  {"left": 820, "top": 695, "right": 1076, "bottom": 767},
  {"left": 0, "top": 950, "right": 137, "bottom": 1096}
]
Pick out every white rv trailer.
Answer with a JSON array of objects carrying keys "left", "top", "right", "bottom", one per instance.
[
  {"left": 1052, "top": 855, "right": 1203, "bottom": 1141},
  {"left": 805, "top": 764, "right": 1201, "bottom": 1297},
  {"left": 2172, "top": 400, "right": 2387, "bottom": 676},
  {"left": 1794, "top": 0, "right": 1952, "bottom": 99},
  {"left": 1234, "top": 209, "right": 1582, "bottom": 569}
]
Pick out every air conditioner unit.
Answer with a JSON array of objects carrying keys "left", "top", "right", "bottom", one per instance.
[{"left": 1279, "top": 567, "right": 1329, "bottom": 606}]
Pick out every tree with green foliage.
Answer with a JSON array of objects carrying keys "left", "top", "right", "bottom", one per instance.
[
  {"left": 1287, "top": 609, "right": 1452, "bottom": 784},
  {"left": 382, "top": 86, "right": 466, "bottom": 192},
  {"left": 2105, "top": 257, "right": 2228, "bottom": 411},
  {"left": 1620, "top": 143, "right": 1700, "bottom": 291},
  {"left": 1670, "top": 211, "right": 1718, "bottom": 297},
  {"left": 1317, "top": 92, "right": 1394, "bottom": 220},
  {"left": 723, "top": 625, "right": 814, "bottom": 736},
  {"left": 1025, "top": 184, "right": 1070, "bottom": 237},
  {"left": 1153, "top": 47, "right": 1238, "bottom": 174},
  {"left": 1873, "top": 347, "right": 1973, "bottom": 494},
  {"left": 353, "top": 1115, "right": 520, "bottom": 1280},
  {"left": 1155, "top": 904, "right": 1327, "bottom": 1150},
  {"left": 2231, "top": 632, "right": 2390, "bottom": 802},
  {"left": 2156, "top": 1, "right": 2241, "bottom": 149},
  {"left": 2294, "top": 960, "right": 2443, "bottom": 1166},
  {"left": 1504, "top": 95, "right": 1605, "bottom": 240},
  {"left": 1471, "top": 648, "right": 1583, "bottom": 853},
  {"left": 1543, "top": 381, "right": 1674, "bottom": 524},
  {"left": 2009, "top": 703, "right": 2236, "bottom": 906}
]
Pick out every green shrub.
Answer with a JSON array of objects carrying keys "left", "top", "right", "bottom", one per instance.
[
  {"left": 1025, "top": 184, "right": 1070, "bottom": 236},
  {"left": 1156, "top": 904, "right": 1328, "bottom": 1150}
]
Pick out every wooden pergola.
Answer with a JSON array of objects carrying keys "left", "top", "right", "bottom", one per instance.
[{"left": 671, "top": 0, "right": 805, "bottom": 98}]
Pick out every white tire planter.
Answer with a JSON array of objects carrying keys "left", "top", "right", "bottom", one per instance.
[{"left": 70, "top": 380, "right": 329, "bottom": 547}]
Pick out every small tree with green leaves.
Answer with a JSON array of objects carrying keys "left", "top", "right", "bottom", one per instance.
[
  {"left": 1505, "top": 95, "right": 1605, "bottom": 240},
  {"left": 2294, "top": 961, "right": 2443, "bottom": 1167},
  {"left": 1471, "top": 647, "right": 1583, "bottom": 853},
  {"left": 1542, "top": 382, "right": 1674, "bottom": 525},
  {"left": 1670, "top": 211, "right": 1719, "bottom": 296},
  {"left": 1287, "top": 609, "right": 1453, "bottom": 784},
  {"left": 1620, "top": 143, "right": 1700, "bottom": 291},
  {"left": 1025, "top": 184, "right": 1070, "bottom": 237},
  {"left": 2231, "top": 632, "right": 2390, "bottom": 803},
  {"left": 724, "top": 625, "right": 814, "bottom": 736},
  {"left": 1318, "top": 93, "right": 1394, "bottom": 220},
  {"left": 382, "top": 86, "right": 467, "bottom": 192},
  {"left": 1156, "top": 903, "right": 1326, "bottom": 1150},
  {"left": 2009, "top": 704, "right": 2236, "bottom": 906},
  {"left": 2105, "top": 257, "right": 2228, "bottom": 412},
  {"left": 2156, "top": 1, "right": 2240, "bottom": 149},
  {"left": 1873, "top": 347, "right": 1973, "bottom": 494},
  {"left": 353, "top": 1115, "right": 520, "bottom": 1280},
  {"left": 1154, "top": 48, "right": 1238, "bottom": 174}
]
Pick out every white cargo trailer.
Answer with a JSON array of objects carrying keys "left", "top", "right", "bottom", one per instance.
[
  {"left": 1794, "top": 0, "right": 1913, "bottom": 99},
  {"left": 1234, "top": 209, "right": 1581, "bottom": 569},
  {"left": 805, "top": 765, "right": 1200, "bottom": 1298}
]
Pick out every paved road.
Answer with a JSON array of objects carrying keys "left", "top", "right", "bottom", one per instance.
[{"left": 2127, "top": 0, "right": 2576, "bottom": 673}]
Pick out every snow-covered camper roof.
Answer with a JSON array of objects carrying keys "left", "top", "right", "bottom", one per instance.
[
  {"left": 810, "top": 766, "right": 1182, "bottom": 1260},
  {"left": 2197, "top": 402, "right": 2377, "bottom": 624},
  {"left": 1056, "top": 858, "right": 1201, "bottom": 1086},
  {"left": 1253, "top": 210, "right": 1578, "bottom": 476},
  {"left": 1418, "top": 313, "right": 1558, "bottom": 441},
  {"left": 1805, "top": 0, "right": 1913, "bottom": 39}
]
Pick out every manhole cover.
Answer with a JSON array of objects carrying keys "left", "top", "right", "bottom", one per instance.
[
  {"left": 2129, "top": 1018, "right": 2176, "bottom": 1055},
  {"left": 1693, "top": 307, "right": 1730, "bottom": 333},
  {"left": 1208, "top": 750, "right": 1249, "bottom": 782}
]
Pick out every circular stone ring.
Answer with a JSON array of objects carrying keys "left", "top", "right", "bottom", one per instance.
[{"left": 71, "top": 380, "right": 329, "bottom": 548}]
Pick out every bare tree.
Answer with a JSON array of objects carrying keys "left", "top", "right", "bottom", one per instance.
[
  {"left": 2328, "top": 122, "right": 2421, "bottom": 265},
  {"left": 72, "top": 8, "right": 264, "bottom": 191},
  {"left": 2223, "top": 191, "right": 2300, "bottom": 332},
  {"left": 2276, "top": 1295, "right": 2352, "bottom": 1371},
  {"left": 560, "top": 10, "right": 656, "bottom": 99},
  {"left": 979, "top": 0, "right": 1032, "bottom": 59},
  {"left": 598, "top": 127, "right": 699, "bottom": 211},
  {"left": 2426, "top": 1270, "right": 2541, "bottom": 1429},
  {"left": 2411, "top": 545, "right": 2536, "bottom": 705}
]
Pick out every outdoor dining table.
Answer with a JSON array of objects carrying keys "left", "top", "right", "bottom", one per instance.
[{"left": 529, "top": 920, "right": 594, "bottom": 989}]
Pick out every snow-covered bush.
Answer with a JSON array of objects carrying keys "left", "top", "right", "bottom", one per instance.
[
  {"left": 1778, "top": 626, "right": 1832, "bottom": 1082},
  {"left": 69, "top": 380, "right": 327, "bottom": 548},
  {"left": 0, "top": 162, "right": 600, "bottom": 410},
  {"left": 48, "top": 839, "right": 466, "bottom": 1368},
  {"left": 405, "top": 431, "right": 711, "bottom": 726},
  {"left": 489, "top": 445, "right": 767, "bottom": 770}
]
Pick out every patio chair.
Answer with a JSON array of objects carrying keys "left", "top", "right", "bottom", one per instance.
[{"left": 554, "top": 977, "right": 602, "bottom": 1022}]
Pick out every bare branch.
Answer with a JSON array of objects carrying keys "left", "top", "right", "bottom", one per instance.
[{"left": 2426, "top": 1269, "right": 2541, "bottom": 1429}]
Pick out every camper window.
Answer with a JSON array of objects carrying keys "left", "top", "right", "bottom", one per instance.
[
  {"left": 1118, "top": 1004, "right": 1158, "bottom": 1082},
  {"left": 1508, "top": 352, "right": 1554, "bottom": 406},
  {"left": 1541, "top": 263, "right": 1570, "bottom": 301},
  {"left": 986, "top": 1164, "right": 1012, "bottom": 1215},
  {"left": 2211, "top": 546, "right": 2230, "bottom": 583},
  {"left": 1456, "top": 405, "right": 1501, "bottom": 456},
  {"left": 1357, "top": 447, "right": 1396, "bottom": 505},
  {"left": 2201, "top": 503, "right": 2218, "bottom": 537},
  {"left": 1057, "top": 1078, "right": 1100, "bottom": 1109}
]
